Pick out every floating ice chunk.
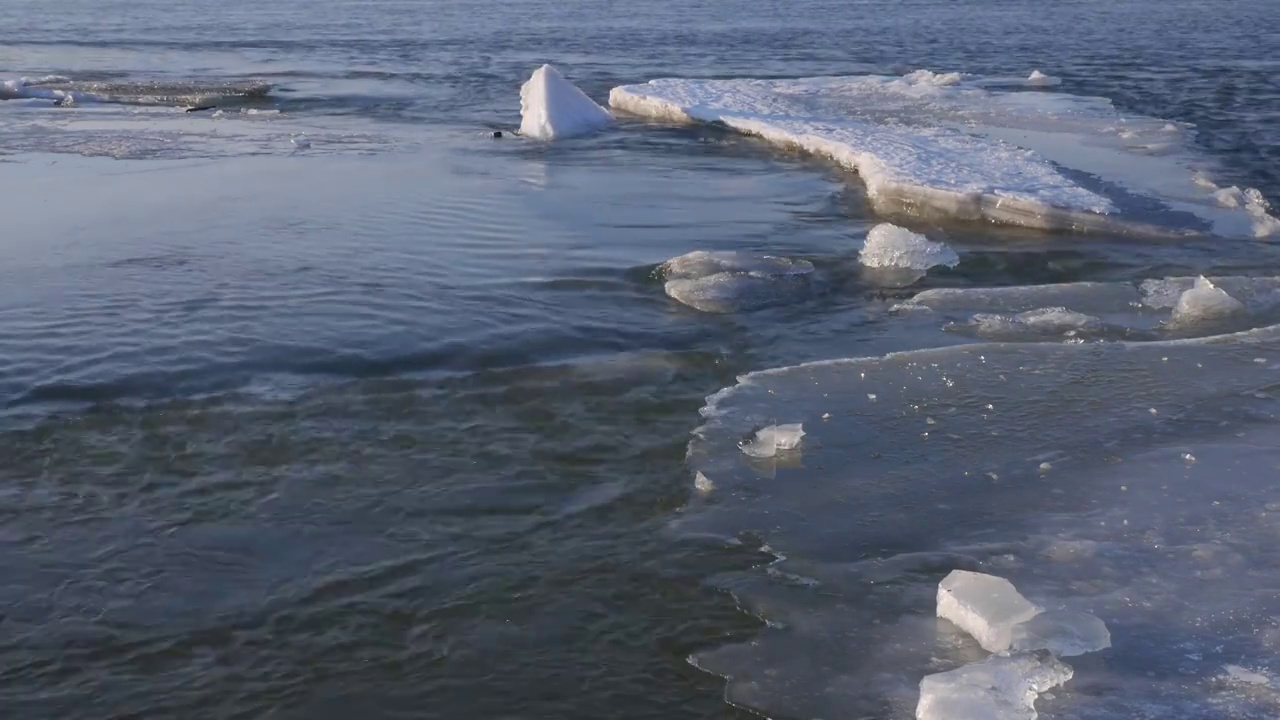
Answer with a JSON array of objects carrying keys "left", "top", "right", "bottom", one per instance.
[
  {"left": 660, "top": 251, "right": 815, "bottom": 313},
  {"left": 965, "top": 307, "right": 1104, "bottom": 339},
  {"left": 290, "top": 133, "right": 311, "bottom": 149},
  {"left": 740, "top": 423, "right": 805, "bottom": 458},
  {"left": 916, "top": 652, "right": 1073, "bottom": 720},
  {"left": 1223, "top": 665, "right": 1274, "bottom": 687},
  {"left": 518, "top": 64, "right": 612, "bottom": 140},
  {"left": 1025, "top": 70, "right": 1061, "bottom": 87},
  {"left": 1010, "top": 610, "right": 1111, "bottom": 656},
  {"left": 859, "top": 224, "right": 959, "bottom": 270},
  {"left": 1170, "top": 276, "right": 1246, "bottom": 326},
  {"left": 938, "top": 570, "right": 1042, "bottom": 652}
]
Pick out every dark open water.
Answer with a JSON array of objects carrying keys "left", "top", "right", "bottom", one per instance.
[{"left": 2, "top": 1, "right": 1280, "bottom": 718}]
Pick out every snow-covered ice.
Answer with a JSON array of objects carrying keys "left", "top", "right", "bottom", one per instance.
[
  {"left": 1025, "top": 70, "right": 1061, "bottom": 87},
  {"left": 739, "top": 423, "right": 805, "bottom": 458},
  {"left": 859, "top": 224, "right": 959, "bottom": 270},
  {"left": 938, "top": 570, "right": 1042, "bottom": 653},
  {"left": 519, "top": 64, "right": 612, "bottom": 140},
  {"left": 1169, "top": 276, "right": 1247, "bottom": 326},
  {"left": 610, "top": 70, "right": 1278, "bottom": 237},
  {"left": 1010, "top": 610, "right": 1111, "bottom": 657},
  {"left": 917, "top": 652, "right": 1073, "bottom": 720},
  {"left": 659, "top": 250, "right": 815, "bottom": 313}
]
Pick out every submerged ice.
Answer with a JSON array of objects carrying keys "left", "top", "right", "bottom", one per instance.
[
  {"left": 659, "top": 250, "right": 815, "bottom": 313},
  {"left": 519, "top": 64, "right": 612, "bottom": 140}
]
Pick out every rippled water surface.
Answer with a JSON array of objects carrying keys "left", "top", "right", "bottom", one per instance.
[{"left": 3, "top": 1, "right": 1280, "bottom": 718}]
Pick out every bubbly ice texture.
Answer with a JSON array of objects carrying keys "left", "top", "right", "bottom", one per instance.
[
  {"left": 610, "top": 71, "right": 1278, "bottom": 237},
  {"left": 659, "top": 250, "right": 815, "bottom": 313},
  {"left": 518, "top": 64, "right": 612, "bottom": 140},
  {"left": 679, "top": 321, "right": 1280, "bottom": 720},
  {"left": 859, "top": 224, "right": 960, "bottom": 270},
  {"left": 740, "top": 423, "right": 805, "bottom": 458},
  {"left": 1010, "top": 610, "right": 1111, "bottom": 657},
  {"left": 938, "top": 570, "right": 1042, "bottom": 653},
  {"left": 917, "top": 652, "right": 1073, "bottom": 720},
  {"left": 1170, "top": 276, "right": 1247, "bottom": 326}
]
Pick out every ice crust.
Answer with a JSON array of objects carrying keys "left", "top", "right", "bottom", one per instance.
[
  {"left": 966, "top": 307, "right": 1104, "bottom": 339},
  {"left": 938, "top": 570, "right": 1042, "bottom": 653},
  {"left": 610, "top": 71, "right": 1278, "bottom": 237},
  {"left": 739, "top": 423, "right": 805, "bottom": 458},
  {"left": 859, "top": 223, "right": 959, "bottom": 270},
  {"left": 519, "top": 64, "right": 612, "bottom": 140},
  {"left": 659, "top": 250, "right": 815, "bottom": 313},
  {"left": 1, "top": 76, "right": 272, "bottom": 107},
  {"left": 1010, "top": 610, "right": 1112, "bottom": 657},
  {"left": 917, "top": 652, "right": 1074, "bottom": 720}
]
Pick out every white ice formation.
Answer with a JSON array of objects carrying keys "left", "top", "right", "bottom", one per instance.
[
  {"left": 1169, "top": 276, "right": 1247, "bottom": 326},
  {"left": 916, "top": 652, "right": 1074, "bottom": 720},
  {"left": 610, "top": 70, "right": 1279, "bottom": 237},
  {"left": 519, "top": 64, "right": 613, "bottom": 140},
  {"left": 739, "top": 423, "right": 805, "bottom": 458},
  {"left": 937, "top": 570, "right": 1042, "bottom": 653},
  {"left": 859, "top": 224, "right": 959, "bottom": 270},
  {"left": 659, "top": 250, "right": 815, "bottom": 313}
]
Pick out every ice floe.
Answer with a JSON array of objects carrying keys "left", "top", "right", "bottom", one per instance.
[
  {"left": 739, "top": 423, "right": 805, "bottom": 458},
  {"left": 610, "top": 70, "right": 1279, "bottom": 237},
  {"left": 519, "top": 64, "right": 612, "bottom": 140},
  {"left": 659, "top": 250, "right": 815, "bottom": 313},
  {"left": 1169, "top": 276, "right": 1246, "bottom": 326},
  {"left": 1025, "top": 70, "right": 1061, "bottom": 87},
  {"left": 1010, "top": 610, "right": 1111, "bottom": 657},
  {"left": 937, "top": 570, "right": 1042, "bottom": 653}
]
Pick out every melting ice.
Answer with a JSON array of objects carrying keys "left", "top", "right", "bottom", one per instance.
[{"left": 659, "top": 250, "right": 815, "bottom": 313}]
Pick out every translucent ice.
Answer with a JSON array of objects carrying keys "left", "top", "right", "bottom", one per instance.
[
  {"left": 1010, "top": 610, "right": 1111, "bottom": 657},
  {"left": 1170, "top": 276, "right": 1246, "bottom": 326},
  {"left": 917, "top": 652, "right": 1073, "bottom": 720},
  {"left": 740, "top": 423, "right": 805, "bottom": 458},
  {"left": 660, "top": 251, "right": 814, "bottom": 313},
  {"left": 938, "top": 570, "right": 1042, "bottom": 653},
  {"left": 519, "top": 64, "right": 612, "bottom": 140},
  {"left": 965, "top": 307, "right": 1104, "bottom": 340},
  {"left": 859, "top": 224, "right": 960, "bottom": 270}
]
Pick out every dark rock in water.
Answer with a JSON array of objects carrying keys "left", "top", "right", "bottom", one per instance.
[
  {"left": 492, "top": 130, "right": 504, "bottom": 138},
  {"left": 185, "top": 105, "right": 216, "bottom": 113}
]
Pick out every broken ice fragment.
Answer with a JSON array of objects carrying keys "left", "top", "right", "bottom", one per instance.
[
  {"left": 739, "top": 423, "right": 805, "bottom": 458},
  {"left": 916, "top": 651, "right": 1073, "bottom": 720},
  {"left": 1170, "top": 276, "right": 1245, "bottom": 326},
  {"left": 938, "top": 570, "right": 1042, "bottom": 652},
  {"left": 1010, "top": 610, "right": 1111, "bottom": 656}
]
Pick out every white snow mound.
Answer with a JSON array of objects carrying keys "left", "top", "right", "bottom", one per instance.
[
  {"left": 938, "top": 570, "right": 1042, "bottom": 652},
  {"left": 1026, "top": 70, "right": 1061, "bottom": 87},
  {"left": 860, "top": 223, "right": 959, "bottom": 270},
  {"left": 519, "top": 64, "right": 612, "bottom": 140}
]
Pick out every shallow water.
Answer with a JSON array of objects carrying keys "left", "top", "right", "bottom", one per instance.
[{"left": 3, "top": 1, "right": 1280, "bottom": 718}]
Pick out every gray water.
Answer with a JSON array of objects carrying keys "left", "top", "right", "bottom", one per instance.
[{"left": 3, "top": 1, "right": 1280, "bottom": 718}]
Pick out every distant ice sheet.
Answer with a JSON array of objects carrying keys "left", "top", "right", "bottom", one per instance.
[
  {"left": 519, "top": 64, "right": 612, "bottom": 140},
  {"left": 610, "top": 71, "right": 1279, "bottom": 237}
]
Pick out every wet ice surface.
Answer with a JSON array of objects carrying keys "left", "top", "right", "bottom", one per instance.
[
  {"left": 937, "top": 570, "right": 1041, "bottom": 653},
  {"left": 917, "top": 651, "right": 1073, "bottom": 720},
  {"left": 659, "top": 251, "right": 816, "bottom": 313},
  {"left": 739, "top": 423, "right": 805, "bottom": 459},
  {"left": 894, "top": 275, "right": 1280, "bottom": 342},
  {"left": 680, "top": 324, "right": 1280, "bottom": 719},
  {"left": 1010, "top": 610, "right": 1112, "bottom": 657}
]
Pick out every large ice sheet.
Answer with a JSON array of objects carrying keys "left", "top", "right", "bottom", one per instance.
[
  {"left": 610, "top": 71, "right": 1278, "bottom": 237},
  {"left": 679, "top": 321, "right": 1280, "bottom": 719},
  {"left": 917, "top": 652, "right": 1073, "bottom": 720},
  {"left": 519, "top": 64, "right": 612, "bottom": 140}
]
